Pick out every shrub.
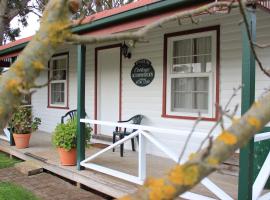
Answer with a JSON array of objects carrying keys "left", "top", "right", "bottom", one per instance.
[
  {"left": 52, "top": 117, "right": 91, "bottom": 151},
  {"left": 9, "top": 106, "right": 41, "bottom": 134}
]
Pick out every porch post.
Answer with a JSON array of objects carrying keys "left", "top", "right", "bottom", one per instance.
[
  {"left": 77, "top": 44, "right": 86, "bottom": 170},
  {"left": 10, "top": 57, "right": 17, "bottom": 146},
  {"left": 238, "top": 5, "right": 256, "bottom": 200}
]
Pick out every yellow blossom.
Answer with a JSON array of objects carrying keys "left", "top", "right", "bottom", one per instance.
[
  {"left": 217, "top": 131, "right": 237, "bottom": 145},
  {"left": 168, "top": 165, "right": 199, "bottom": 186},
  {"left": 32, "top": 60, "right": 45, "bottom": 71},
  {"left": 118, "top": 196, "right": 132, "bottom": 200},
  {"left": 247, "top": 116, "right": 261, "bottom": 131},
  {"left": 5, "top": 79, "right": 20, "bottom": 94},
  {"left": 207, "top": 157, "right": 219, "bottom": 166},
  {"left": 145, "top": 178, "right": 177, "bottom": 200},
  {"left": 183, "top": 165, "right": 199, "bottom": 185},
  {"left": 168, "top": 165, "right": 184, "bottom": 185},
  {"left": 11, "top": 60, "right": 25, "bottom": 77}
]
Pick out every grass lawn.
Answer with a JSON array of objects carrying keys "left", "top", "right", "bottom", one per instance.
[
  {"left": 0, "top": 182, "right": 40, "bottom": 200},
  {"left": 0, "top": 152, "right": 40, "bottom": 200},
  {"left": 0, "top": 152, "right": 21, "bottom": 169}
]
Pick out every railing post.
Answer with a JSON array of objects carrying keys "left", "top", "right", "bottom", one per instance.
[
  {"left": 138, "top": 131, "right": 146, "bottom": 181},
  {"left": 238, "top": 5, "right": 256, "bottom": 200},
  {"left": 77, "top": 44, "right": 86, "bottom": 170}
]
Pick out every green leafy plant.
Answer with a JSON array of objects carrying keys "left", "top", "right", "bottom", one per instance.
[
  {"left": 9, "top": 106, "right": 41, "bottom": 134},
  {"left": 52, "top": 116, "right": 91, "bottom": 151}
]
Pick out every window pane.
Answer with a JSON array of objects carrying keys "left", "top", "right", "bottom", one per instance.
[
  {"left": 172, "top": 39, "right": 192, "bottom": 73},
  {"left": 52, "top": 57, "right": 67, "bottom": 80},
  {"left": 173, "top": 39, "right": 192, "bottom": 57},
  {"left": 171, "top": 77, "right": 208, "bottom": 112},
  {"left": 53, "top": 58, "right": 66, "bottom": 70},
  {"left": 52, "top": 70, "right": 66, "bottom": 80},
  {"left": 192, "top": 77, "right": 209, "bottom": 110},
  {"left": 172, "top": 36, "right": 212, "bottom": 73},
  {"left": 193, "top": 36, "right": 212, "bottom": 72},
  {"left": 51, "top": 83, "right": 65, "bottom": 104}
]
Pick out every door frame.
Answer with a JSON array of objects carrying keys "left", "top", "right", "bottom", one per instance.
[{"left": 94, "top": 43, "right": 122, "bottom": 134}]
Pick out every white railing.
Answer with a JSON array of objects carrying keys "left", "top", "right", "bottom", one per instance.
[
  {"left": 257, "top": 0, "right": 270, "bottom": 11},
  {"left": 253, "top": 132, "right": 270, "bottom": 200},
  {"left": 0, "top": 128, "right": 10, "bottom": 142},
  {"left": 81, "top": 119, "right": 233, "bottom": 200}
]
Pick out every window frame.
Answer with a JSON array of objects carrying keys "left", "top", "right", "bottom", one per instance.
[
  {"left": 48, "top": 52, "right": 69, "bottom": 109},
  {"left": 162, "top": 26, "right": 220, "bottom": 121}
]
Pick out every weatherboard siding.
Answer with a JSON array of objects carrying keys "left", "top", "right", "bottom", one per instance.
[{"left": 32, "top": 10, "right": 270, "bottom": 158}]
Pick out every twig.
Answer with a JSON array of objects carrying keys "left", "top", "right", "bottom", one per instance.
[
  {"left": 219, "top": 106, "right": 225, "bottom": 131},
  {"left": 66, "top": 0, "right": 240, "bottom": 45},
  {"left": 253, "top": 42, "right": 270, "bottom": 49},
  {"left": 197, "top": 85, "right": 242, "bottom": 152},
  {"left": 238, "top": 0, "right": 270, "bottom": 77},
  {"left": 31, "top": 78, "right": 52, "bottom": 89},
  {"left": 201, "top": 136, "right": 213, "bottom": 160},
  {"left": 178, "top": 113, "right": 202, "bottom": 164}
]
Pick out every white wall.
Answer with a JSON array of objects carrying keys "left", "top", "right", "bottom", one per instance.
[{"left": 32, "top": 9, "right": 270, "bottom": 159}]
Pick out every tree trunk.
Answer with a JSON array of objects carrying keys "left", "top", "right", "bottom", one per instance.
[{"left": 0, "top": 0, "right": 8, "bottom": 45}]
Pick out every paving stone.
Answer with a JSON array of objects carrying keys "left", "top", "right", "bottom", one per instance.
[{"left": 0, "top": 167, "right": 105, "bottom": 200}]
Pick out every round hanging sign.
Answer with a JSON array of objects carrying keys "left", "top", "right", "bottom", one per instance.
[{"left": 131, "top": 59, "right": 155, "bottom": 87}]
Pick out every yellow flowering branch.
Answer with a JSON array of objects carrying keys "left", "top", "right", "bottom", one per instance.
[
  {"left": 0, "top": 0, "right": 76, "bottom": 129},
  {"left": 119, "top": 92, "right": 270, "bottom": 199},
  {"left": 0, "top": 1, "right": 268, "bottom": 200}
]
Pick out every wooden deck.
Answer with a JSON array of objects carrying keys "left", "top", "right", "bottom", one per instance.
[{"left": 0, "top": 131, "right": 238, "bottom": 199}]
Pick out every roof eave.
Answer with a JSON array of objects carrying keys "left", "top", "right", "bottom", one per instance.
[{"left": 0, "top": 0, "right": 211, "bottom": 57}]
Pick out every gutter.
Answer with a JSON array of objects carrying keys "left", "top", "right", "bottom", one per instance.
[{"left": 0, "top": 0, "right": 211, "bottom": 57}]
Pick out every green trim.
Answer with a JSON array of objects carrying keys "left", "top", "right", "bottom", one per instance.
[
  {"left": 261, "top": 127, "right": 270, "bottom": 133},
  {"left": 238, "top": 7, "right": 256, "bottom": 200},
  {"left": 0, "top": 43, "right": 28, "bottom": 57},
  {"left": 72, "top": 0, "right": 209, "bottom": 34},
  {"left": 0, "top": 0, "right": 210, "bottom": 57},
  {"left": 76, "top": 44, "right": 86, "bottom": 170}
]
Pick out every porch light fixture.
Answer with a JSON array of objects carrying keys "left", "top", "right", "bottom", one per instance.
[{"left": 121, "top": 42, "right": 132, "bottom": 59}]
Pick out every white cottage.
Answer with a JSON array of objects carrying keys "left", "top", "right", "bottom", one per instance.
[{"left": 0, "top": 1, "right": 270, "bottom": 197}]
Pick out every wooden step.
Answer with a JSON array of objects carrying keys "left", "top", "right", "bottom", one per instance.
[{"left": 14, "top": 160, "right": 43, "bottom": 176}]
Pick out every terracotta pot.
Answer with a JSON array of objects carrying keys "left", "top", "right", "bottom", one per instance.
[
  {"left": 13, "top": 133, "right": 31, "bottom": 149},
  {"left": 58, "top": 148, "right": 77, "bottom": 166}
]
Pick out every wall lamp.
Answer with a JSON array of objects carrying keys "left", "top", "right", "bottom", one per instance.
[{"left": 121, "top": 42, "right": 132, "bottom": 59}]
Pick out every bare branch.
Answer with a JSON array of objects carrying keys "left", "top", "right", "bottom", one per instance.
[
  {"left": 238, "top": 0, "right": 270, "bottom": 77},
  {"left": 197, "top": 85, "right": 242, "bottom": 152},
  {"left": 66, "top": 0, "right": 240, "bottom": 45},
  {"left": 178, "top": 113, "right": 202, "bottom": 164},
  {"left": 253, "top": 42, "right": 270, "bottom": 49}
]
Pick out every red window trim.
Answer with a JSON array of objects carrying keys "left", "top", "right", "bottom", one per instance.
[
  {"left": 162, "top": 25, "right": 220, "bottom": 121},
  {"left": 47, "top": 52, "right": 70, "bottom": 110}
]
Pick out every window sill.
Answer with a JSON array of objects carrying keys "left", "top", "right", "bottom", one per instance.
[
  {"left": 47, "top": 106, "right": 69, "bottom": 110},
  {"left": 161, "top": 114, "right": 217, "bottom": 121}
]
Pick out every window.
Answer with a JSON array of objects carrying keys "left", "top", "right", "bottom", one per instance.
[
  {"left": 163, "top": 26, "right": 219, "bottom": 119},
  {"left": 48, "top": 53, "right": 69, "bottom": 108}
]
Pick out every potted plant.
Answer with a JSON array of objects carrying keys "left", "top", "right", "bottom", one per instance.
[
  {"left": 9, "top": 106, "right": 41, "bottom": 149},
  {"left": 52, "top": 117, "right": 91, "bottom": 166}
]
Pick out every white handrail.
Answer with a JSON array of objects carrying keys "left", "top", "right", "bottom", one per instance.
[
  {"left": 253, "top": 151, "right": 270, "bottom": 200},
  {"left": 254, "top": 132, "right": 270, "bottom": 142},
  {"left": 81, "top": 118, "right": 192, "bottom": 137},
  {"left": 0, "top": 128, "right": 10, "bottom": 142},
  {"left": 81, "top": 119, "right": 233, "bottom": 200}
]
